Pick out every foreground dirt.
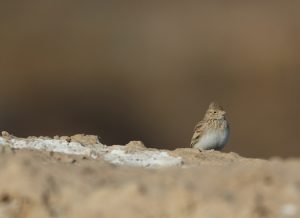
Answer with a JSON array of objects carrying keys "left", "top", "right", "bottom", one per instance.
[{"left": 0, "top": 141, "right": 299, "bottom": 218}]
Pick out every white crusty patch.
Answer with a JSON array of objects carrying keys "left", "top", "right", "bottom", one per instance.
[
  {"left": 104, "top": 148, "right": 183, "bottom": 168},
  {"left": 281, "top": 203, "right": 298, "bottom": 217},
  {"left": 0, "top": 136, "right": 183, "bottom": 168},
  {"left": 0, "top": 136, "right": 106, "bottom": 158}
]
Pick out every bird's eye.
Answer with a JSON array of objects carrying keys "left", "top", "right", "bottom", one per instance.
[{"left": 214, "top": 111, "right": 217, "bottom": 114}]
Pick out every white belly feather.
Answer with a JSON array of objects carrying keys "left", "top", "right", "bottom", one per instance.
[{"left": 193, "top": 129, "right": 229, "bottom": 150}]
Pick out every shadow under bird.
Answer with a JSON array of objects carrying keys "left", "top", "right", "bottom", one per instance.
[{"left": 190, "top": 102, "right": 229, "bottom": 150}]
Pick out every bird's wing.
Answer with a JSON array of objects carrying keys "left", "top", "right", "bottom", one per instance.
[{"left": 190, "top": 121, "right": 206, "bottom": 147}]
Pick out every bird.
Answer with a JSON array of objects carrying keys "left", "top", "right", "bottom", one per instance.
[{"left": 190, "top": 102, "right": 229, "bottom": 150}]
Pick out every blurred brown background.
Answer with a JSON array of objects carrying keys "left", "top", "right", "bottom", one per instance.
[{"left": 1, "top": 1, "right": 300, "bottom": 158}]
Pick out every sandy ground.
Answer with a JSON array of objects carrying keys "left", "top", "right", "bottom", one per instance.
[{"left": 0, "top": 133, "right": 299, "bottom": 218}]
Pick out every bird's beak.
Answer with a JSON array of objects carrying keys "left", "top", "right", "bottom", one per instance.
[{"left": 221, "top": 111, "right": 226, "bottom": 115}]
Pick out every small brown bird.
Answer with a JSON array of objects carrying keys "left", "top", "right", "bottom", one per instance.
[{"left": 190, "top": 102, "right": 229, "bottom": 150}]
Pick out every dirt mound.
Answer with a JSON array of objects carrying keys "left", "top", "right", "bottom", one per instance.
[{"left": 0, "top": 134, "right": 299, "bottom": 218}]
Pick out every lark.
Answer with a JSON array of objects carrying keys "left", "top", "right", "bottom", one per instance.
[{"left": 190, "top": 102, "right": 229, "bottom": 150}]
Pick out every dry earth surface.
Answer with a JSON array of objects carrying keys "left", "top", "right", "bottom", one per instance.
[{"left": 0, "top": 132, "right": 299, "bottom": 218}]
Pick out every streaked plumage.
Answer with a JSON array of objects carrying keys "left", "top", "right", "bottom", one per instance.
[{"left": 190, "top": 102, "right": 229, "bottom": 150}]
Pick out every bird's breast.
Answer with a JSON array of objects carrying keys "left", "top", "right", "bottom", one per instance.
[{"left": 194, "top": 128, "right": 229, "bottom": 150}]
